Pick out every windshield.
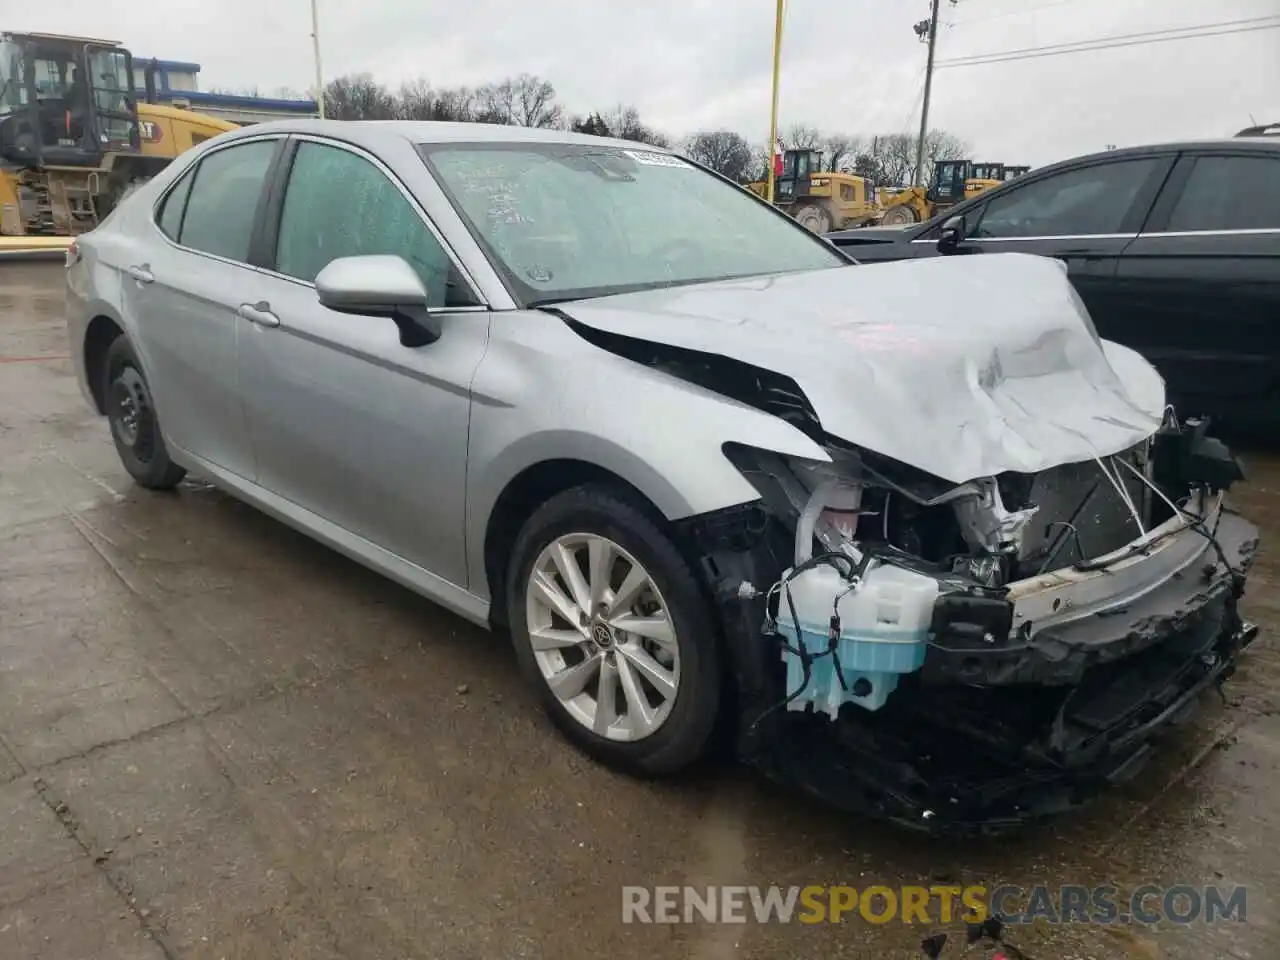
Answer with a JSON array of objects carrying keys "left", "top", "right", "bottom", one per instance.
[{"left": 418, "top": 141, "right": 846, "bottom": 305}]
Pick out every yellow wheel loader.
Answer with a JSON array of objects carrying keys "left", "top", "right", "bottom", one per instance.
[
  {"left": 0, "top": 31, "right": 237, "bottom": 253},
  {"left": 877, "top": 159, "right": 1026, "bottom": 226},
  {"left": 747, "top": 149, "right": 879, "bottom": 233}
]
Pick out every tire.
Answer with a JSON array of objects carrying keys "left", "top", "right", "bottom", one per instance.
[
  {"left": 793, "top": 202, "right": 833, "bottom": 233},
  {"left": 881, "top": 204, "right": 919, "bottom": 226},
  {"left": 506, "top": 484, "right": 722, "bottom": 776},
  {"left": 102, "top": 336, "right": 186, "bottom": 490}
]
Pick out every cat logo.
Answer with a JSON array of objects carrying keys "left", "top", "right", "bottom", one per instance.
[{"left": 140, "top": 121, "right": 163, "bottom": 143}]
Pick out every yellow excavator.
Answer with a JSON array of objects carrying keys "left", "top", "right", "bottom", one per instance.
[
  {"left": 877, "top": 159, "right": 1029, "bottom": 226},
  {"left": 747, "top": 148, "right": 880, "bottom": 233},
  {"left": 0, "top": 31, "right": 237, "bottom": 255}
]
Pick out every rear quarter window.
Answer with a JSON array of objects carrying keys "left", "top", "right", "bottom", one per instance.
[
  {"left": 157, "top": 169, "right": 193, "bottom": 240},
  {"left": 1165, "top": 155, "right": 1280, "bottom": 232},
  {"left": 177, "top": 139, "right": 277, "bottom": 262}
]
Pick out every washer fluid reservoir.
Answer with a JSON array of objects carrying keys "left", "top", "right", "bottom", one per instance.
[{"left": 775, "top": 560, "right": 938, "bottom": 716}]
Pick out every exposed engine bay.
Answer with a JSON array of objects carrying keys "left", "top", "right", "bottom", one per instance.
[
  {"left": 554, "top": 259, "right": 1259, "bottom": 833},
  {"left": 680, "top": 416, "right": 1258, "bottom": 834}
]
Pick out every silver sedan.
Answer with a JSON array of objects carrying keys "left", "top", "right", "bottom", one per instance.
[{"left": 66, "top": 120, "right": 1258, "bottom": 830}]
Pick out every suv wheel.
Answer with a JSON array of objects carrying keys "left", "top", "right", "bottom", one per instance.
[{"left": 507, "top": 485, "right": 722, "bottom": 775}]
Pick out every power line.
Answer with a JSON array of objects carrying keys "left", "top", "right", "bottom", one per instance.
[
  {"left": 942, "top": 15, "right": 1280, "bottom": 61},
  {"left": 937, "top": 17, "right": 1280, "bottom": 68},
  {"left": 947, "top": 0, "right": 1086, "bottom": 30}
]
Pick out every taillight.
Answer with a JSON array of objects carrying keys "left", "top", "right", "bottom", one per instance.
[{"left": 65, "top": 241, "right": 80, "bottom": 268}]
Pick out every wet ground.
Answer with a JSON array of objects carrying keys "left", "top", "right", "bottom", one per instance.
[{"left": 1, "top": 261, "right": 1278, "bottom": 960}]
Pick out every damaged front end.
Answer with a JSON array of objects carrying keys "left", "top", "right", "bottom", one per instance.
[{"left": 681, "top": 417, "right": 1258, "bottom": 834}]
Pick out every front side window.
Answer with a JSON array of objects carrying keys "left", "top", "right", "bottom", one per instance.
[
  {"left": 974, "top": 158, "right": 1161, "bottom": 239},
  {"left": 420, "top": 142, "right": 845, "bottom": 305},
  {"left": 274, "top": 141, "right": 455, "bottom": 306},
  {"left": 179, "top": 139, "right": 276, "bottom": 262},
  {"left": 1165, "top": 155, "right": 1280, "bottom": 232}
]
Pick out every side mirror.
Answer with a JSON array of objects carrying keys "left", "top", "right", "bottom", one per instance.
[
  {"left": 315, "top": 255, "right": 440, "bottom": 345},
  {"left": 937, "top": 215, "right": 967, "bottom": 254}
]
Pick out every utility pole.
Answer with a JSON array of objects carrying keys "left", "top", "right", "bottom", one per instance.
[
  {"left": 311, "top": 0, "right": 326, "bottom": 119},
  {"left": 912, "top": 0, "right": 941, "bottom": 187},
  {"left": 766, "top": 0, "right": 785, "bottom": 203}
]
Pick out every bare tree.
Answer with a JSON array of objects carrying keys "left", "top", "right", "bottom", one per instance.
[
  {"left": 603, "top": 105, "right": 671, "bottom": 147},
  {"left": 323, "top": 73, "right": 397, "bottom": 120},
  {"left": 684, "top": 131, "right": 753, "bottom": 182},
  {"left": 396, "top": 78, "right": 437, "bottom": 120},
  {"left": 570, "top": 112, "right": 611, "bottom": 137},
  {"left": 822, "top": 134, "right": 865, "bottom": 173},
  {"left": 476, "top": 74, "right": 562, "bottom": 127},
  {"left": 851, "top": 130, "right": 971, "bottom": 187},
  {"left": 784, "top": 123, "right": 822, "bottom": 151},
  {"left": 923, "top": 129, "right": 971, "bottom": 183}
]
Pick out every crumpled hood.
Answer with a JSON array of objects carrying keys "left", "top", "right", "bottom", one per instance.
[{"left": 559, "top": 253, "right": 1166, "bottom": 484}]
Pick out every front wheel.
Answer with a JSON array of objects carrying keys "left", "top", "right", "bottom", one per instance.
[{"left": 507, "top": 485, "right": 723, "bottom": 775}]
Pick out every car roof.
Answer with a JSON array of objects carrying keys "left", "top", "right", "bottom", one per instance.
[
  {"left": 216, "top": 118, "right": 668, "bottom": 154},
  {"left": 1039, "top": 137, "right": 1279, "bottom": 169}
]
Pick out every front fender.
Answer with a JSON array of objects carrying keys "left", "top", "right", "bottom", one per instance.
[{"left": 464, "top": 313, "right": 831, "bottom": 597}]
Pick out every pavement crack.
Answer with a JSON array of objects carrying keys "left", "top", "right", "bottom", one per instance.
[{"left": 31, "top": 776, "right": 180, "bottom": 960}]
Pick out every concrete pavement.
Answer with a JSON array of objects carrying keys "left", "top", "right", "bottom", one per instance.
[{"left": 1, "top": 262, "right": 1277, "bottom": 959}]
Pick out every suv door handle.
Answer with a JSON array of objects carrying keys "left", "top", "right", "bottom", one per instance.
[
  {"left": 238, "top": 301, "right": 280, "bottom": 328},
  {"left": 125, "top": 264, "right": 154, "bottom": 284}
]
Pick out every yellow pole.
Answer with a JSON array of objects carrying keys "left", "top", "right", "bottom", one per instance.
[{"left": 766, "top": 0, "right": 784, "bottom": 203}]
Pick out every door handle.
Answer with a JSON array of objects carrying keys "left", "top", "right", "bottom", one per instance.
[
  {"left": 238, "top": 301, "right": 280, "bottom": 328},
  {"left": 125, "top": 264, "right": 154, "bottom": 284}
]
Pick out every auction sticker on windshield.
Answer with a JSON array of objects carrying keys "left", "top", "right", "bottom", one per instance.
[{"left": 624, "top": 150, "right": 690, "bottom": 169}]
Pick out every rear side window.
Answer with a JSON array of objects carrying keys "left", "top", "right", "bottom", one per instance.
[
  {"left": 974, "top": 158, "right": 1161, "bottom": 238},
  {"left": 157, "top": 170, "right": 193, "bottom": 240},
  {"left": 178, "top": 139, "right": 276, "bottom": 262},
  {"left": 1165, "top": 155, "right": 1280, "bottom": 232},
  {"left": 274, "top": 141, "right": 453, "bottom": 304}
]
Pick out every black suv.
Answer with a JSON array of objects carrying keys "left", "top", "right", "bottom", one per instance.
[{"left": 829, "top": 137, "right": 1280, "bottom": 430}]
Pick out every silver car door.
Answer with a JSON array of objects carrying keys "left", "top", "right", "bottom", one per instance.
[
  {"left": 122, "top": 136, "right": 283, "bottom": 481},
  {"left": 236, "top": 136, "right": 490, "bottom": 589}
]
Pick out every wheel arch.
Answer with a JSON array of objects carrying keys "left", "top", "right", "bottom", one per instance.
[
  {"left": 83, "top": 314, "right": 126, "bottom": 413},
  {"left": 480, "top": 458, "right": 684, "bottom": 630}
]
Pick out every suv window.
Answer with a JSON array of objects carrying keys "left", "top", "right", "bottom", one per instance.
[
  {"left": 1165, "top": 155, "right": 1280, "bottom": 232},
  {"left": 275, "top": 141, "right": 453, "bottom": 305},
  {"left": 973, "top": 158, "right": 1161, "bottom": 238},
  {"left": 157, "top": 170, "right": 193, "bottom": 240},
  {"left": 179, "top": 139, "right": 276, "bottom": 261}
]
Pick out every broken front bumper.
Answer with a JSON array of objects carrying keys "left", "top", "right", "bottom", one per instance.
[{"left": 707, "top": 499, "right": 1260, "bottom": 834}]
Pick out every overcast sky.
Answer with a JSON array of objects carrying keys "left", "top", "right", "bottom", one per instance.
[{"left": 12, "top": 0, "right": 1280, "bottom": 165}]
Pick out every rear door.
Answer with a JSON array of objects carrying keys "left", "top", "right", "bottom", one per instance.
[
  {"left": 949, "top": 155, "right": 1174, "bottom": 331},
  {"left": 1112, "top": 150, "right": 1280, "bottom": 424},
  {"left": 123, "top": 135, "right": 284, "bottom": 480}
]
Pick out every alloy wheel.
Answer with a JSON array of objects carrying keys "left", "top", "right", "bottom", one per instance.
[{"left": 524, "top": 533, "right": 680, "bottom": 741}]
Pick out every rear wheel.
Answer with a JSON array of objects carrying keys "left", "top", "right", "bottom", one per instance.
[
  {"left": 103, "top": 336, "right": 186, "bottom": 490},
  {"left": 881, "top": 204, "right": 919, "bottom": 226},
  {"left": 793, "top": 202, "right": 833, "bottom": 233},
  {"left": 507, "top": 485, "right": 722, "bottom": 776}
]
